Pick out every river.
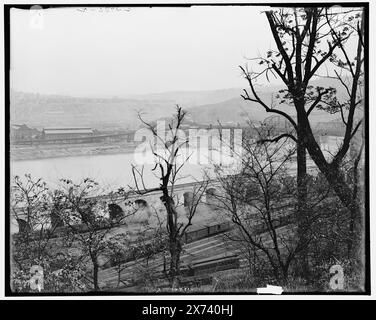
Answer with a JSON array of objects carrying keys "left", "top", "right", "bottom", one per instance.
[{"left": 10, "top": 147, "right": 240, "bottom": 190}]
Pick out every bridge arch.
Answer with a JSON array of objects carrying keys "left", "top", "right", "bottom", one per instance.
[
  {"left": 206, "top": 187, "right": 220, "bottom": 209},
  {"left": 183, "top": 191, "right": 194, "bottom": 208},
  {"left": 135, "top": 199, "right": 148, "bottom": 208},
  {"left": 108, "top": 203, "right": 124, "bottom": 220}
]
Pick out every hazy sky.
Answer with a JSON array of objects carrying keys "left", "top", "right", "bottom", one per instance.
[{"left": 10, "top": 6, "right": 274, "bottom": 96}]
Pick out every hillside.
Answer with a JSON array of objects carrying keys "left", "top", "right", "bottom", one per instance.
[
  {"left": 186, "top": 77, "right": 362, "bottom": 125},
  {"left": 9, "top": 89, "right": 245, "bottom": 130},
  {"left": 186, "top": 97, "right": 344, "bottom": 125},
  {"left": 10, "top": 77, "right": 361, "bottom": 130},
  {"left": 125, "top": 88, "right": 244, "bottom": 108},
  {"left": 9, "top": 91, "right": 177, "bottom": 130}
]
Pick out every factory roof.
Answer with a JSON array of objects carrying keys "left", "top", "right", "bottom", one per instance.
[{"left": 43, "top": 127, "right": 93, "bottom": 135}]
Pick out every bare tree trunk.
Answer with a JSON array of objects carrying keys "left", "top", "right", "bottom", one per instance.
[
  {"left": 324, "top": 166, "right": 363, "bottom": 267},
  {"left": 296, "top": 123, "right": 310, "bottom": 278},
  {"left": 169, "top": 239, "right": 182, "bottom": 282},
  {"left": 92, "top": 257, "right": 99, "bottom": 291},
  {"left": 348, "top": 148, "right": 364, "bottom": 262},
  {"left": 162, "top": 190, "right": 183, "bottom": 284},
  {"left": 293, "top": 112, "right": 363, "bottom": 268}
]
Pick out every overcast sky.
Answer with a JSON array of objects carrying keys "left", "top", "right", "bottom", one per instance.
[{"left": 10, "top": 6, "right": 277, "bottom": 96}]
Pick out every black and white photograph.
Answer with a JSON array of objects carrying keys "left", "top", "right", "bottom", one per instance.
[{"left": 2, "top": 1, "right": 372, "bottom": 299}]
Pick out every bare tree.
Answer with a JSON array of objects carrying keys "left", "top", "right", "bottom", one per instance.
[
  {"left": 240, "top": 7, "right": 365, "bottom": 270},
  {"left": 213, "top": 123, "right": 332, "bottom": 282},
  {"left": 10, "top": 175, "right": 67, "bottom": 274},
  {"left": 10, "top": 175, "right": 87, "bottom": 292},
  {"left": 56, "top": 178, "right": 135, "bottom": 291},
  {"left": 131, "top": 106, "right": 208, "bottom": 284}
]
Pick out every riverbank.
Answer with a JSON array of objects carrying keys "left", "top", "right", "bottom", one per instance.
[{"left": 10, "top": 141, "right": 140, "bottom": 161}]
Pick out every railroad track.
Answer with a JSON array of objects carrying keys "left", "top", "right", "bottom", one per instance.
[
  {"left": 100, "top": 218, "right": 298, "bottom": 290},
  {"left": 100, "top": 232, "right": 237, "bottom": 289}
]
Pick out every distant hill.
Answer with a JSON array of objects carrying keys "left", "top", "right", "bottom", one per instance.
[
  {"left": 186, "top": 77, "right": 363, "bottom": 125},
  {"left": 186, "top": 97, "right": 347, "bottom": 125},
  {"left": 186, "top": 97, "right": 265, "bottom": 125},
  {"left": 124, "top": 88, "right": 244, "bottom": 108},
  {"left": 9, "top": 88, "right": 246, "bottom": 130},
  {"left": 10, "top": 78, "right": 362, "bottom": 130},
  {"left": 9, "top": 90, "right": 177, "bottom": 130}
]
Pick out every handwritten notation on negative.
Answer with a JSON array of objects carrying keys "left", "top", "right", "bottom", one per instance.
[{"left": 76, "top": 7, "right": 131, "bottom": 14}]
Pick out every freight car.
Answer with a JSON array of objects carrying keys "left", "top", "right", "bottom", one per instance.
[
  {"left": 183, "top": 221, "right": 232, "bottom": 244},
  {"left": 180, "top": 254, "right": 240, "bottom": 277}
]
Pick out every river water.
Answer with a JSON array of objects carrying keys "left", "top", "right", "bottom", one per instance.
[{"left": 10, "top": 147, "right": 240, "bottom": 190}]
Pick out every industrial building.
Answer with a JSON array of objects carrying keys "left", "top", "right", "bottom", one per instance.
[
  {"left": 42, "top": 127, "right": 94, "bottom": 140},
  {"left": 10, "top": 124, "right": 40, "bottom": 141}
]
